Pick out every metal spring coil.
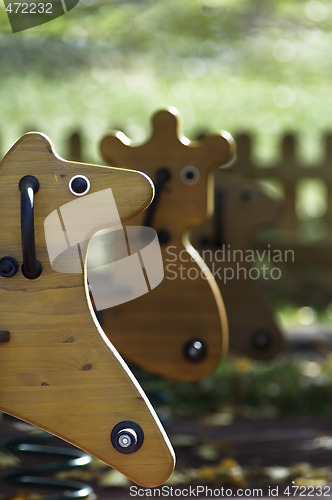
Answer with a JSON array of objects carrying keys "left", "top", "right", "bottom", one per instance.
[{"left": 2, "top": 431, "right": 95, "bottom": 499}]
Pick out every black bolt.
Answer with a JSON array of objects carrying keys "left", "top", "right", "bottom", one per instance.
[
  {"left": 183, "top": 339, "right": 207, "bottom": 362},
  {"left": 0, "top": 257, "right": 18, "bottom": 277}
]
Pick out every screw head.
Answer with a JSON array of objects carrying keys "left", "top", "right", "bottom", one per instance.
[
  {"left": 117, "top": 429, "right": 138, "bottom": 449},
  {"left": 183, "top": 339, "right": 207, "bottom": 362},
  {"left": 111, "top": 421, "right": 144, "bottom": 454}
]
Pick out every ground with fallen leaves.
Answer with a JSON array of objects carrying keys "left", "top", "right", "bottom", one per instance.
[{"left": 2, "top": 344, "right": 332, "bottom": 500}]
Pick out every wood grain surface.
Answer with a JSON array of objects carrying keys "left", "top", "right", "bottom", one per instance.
[{"left": 0, "top": 132, "right": 175, "bottom": 487}]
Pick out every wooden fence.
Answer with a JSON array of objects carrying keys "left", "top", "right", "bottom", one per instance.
[
  {"left": 230, "top": 133, "right": 332, "bottom": 275},
  {"left": 233, "top": 132, "right": 332, "bottom": 235},
  {"left": 64, "top": 130, "right": 332, "bottom": 250},
  {"left": 0, "top": 126, "right": 328, "bottom": 304},
  {"left": 8, "top": 128, "right": 332, "bottom": 275}
]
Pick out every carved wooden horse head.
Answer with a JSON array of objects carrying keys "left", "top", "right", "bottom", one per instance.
[
  {"left": 99, "top": 107, "right": 235, "bottom": 381},
  {"left": 0, "top": 133, "right": 175, "bottom": 487},
  {"left": 192, "top": 172, "right": 284, "bottom": 359}
]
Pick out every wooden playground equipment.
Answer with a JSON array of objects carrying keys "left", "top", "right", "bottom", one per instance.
[
  {"left": 99, "top": 107, "right": 234, "bottom": 381},
  {"left": 0, "top": 132, "right": 175, "bottom": 488},
  {"left": 3, "top": 108, "right": 328, "bottom": 495},
  {"left": 99, "top": 107, "right": 284, "bottom": 373}
]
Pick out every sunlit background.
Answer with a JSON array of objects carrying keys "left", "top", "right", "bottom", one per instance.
[{"left": 1, "top": 0, "right": 332, "bottom": 160}]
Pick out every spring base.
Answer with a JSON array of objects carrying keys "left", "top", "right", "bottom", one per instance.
[{"left": 2, "top": 431, "right": 95, "bottom": 499}]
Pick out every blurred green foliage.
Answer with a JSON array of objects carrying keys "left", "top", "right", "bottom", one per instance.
[{"left": 0, "top": 0, "right": 332, "bottom": 162}]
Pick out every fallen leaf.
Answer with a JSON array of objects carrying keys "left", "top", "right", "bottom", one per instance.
[
  {"left": 264, "top": 466, "right": 290, "bottom": 482},
  {"left": 292, "top": 477, "right": 329, "bottom": 487},
  {"left": 195, "top": 442, "right": 220, "bottom": 461},
  {"left": 202, "top": 412, "right": 234, "bottom": 427},
  {"left": 171, "top": 434, "right": 199, "bottom": 447}
]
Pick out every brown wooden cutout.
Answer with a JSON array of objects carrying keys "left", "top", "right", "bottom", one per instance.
[
  {"left": 192, "top": 172, "right": 284, "bottom": 359},
  {"left": 0, "top": 133, "right": 175, "bottom": 487},
  {"left": 99, "top": 107, "right": 235, "bottom": 381}
]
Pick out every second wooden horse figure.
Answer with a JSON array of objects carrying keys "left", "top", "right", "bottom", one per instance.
[{"left": 99, "top": 106, "right": 235, "bottom": 381}]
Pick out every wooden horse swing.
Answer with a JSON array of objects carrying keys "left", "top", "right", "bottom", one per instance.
[
  {"left": 99, "top": 106, "right": 283, "bottom": 382},
  {"left": 0, "top": 132, "right": 175, "bottom": 488},
  {"left": 100, "top": 106, "right": 235, "bottom": 381}
]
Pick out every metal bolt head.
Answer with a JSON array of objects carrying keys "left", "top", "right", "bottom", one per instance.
[
  {"left": 0, "top": 256, "right": 18, "bottom": 277},
  {"left": 117, "top": 429, "right": 137, "bottom": 449},
  {"left": 111, "top": 421, "right": 144, "bottom": 454},
  {"left": 183, "top": 339, "right": 207, "bottom": 362}
]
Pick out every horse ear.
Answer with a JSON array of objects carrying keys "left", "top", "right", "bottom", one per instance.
[
  {"left": 1, "top": 133, "right": 61, "bottom": 166},
  {"left": 198, "top": 132, "right": 236, "bottom": 171},
  {"left": 100, "top": 131, "right": 133, "bottom": 165}
]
